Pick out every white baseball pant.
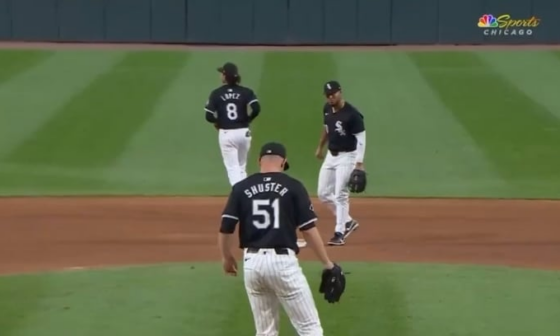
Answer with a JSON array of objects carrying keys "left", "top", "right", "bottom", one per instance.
[
  {"left": 243, "top": 248, "right": 324, "bottom": 336},
  {"left": 218, "top": 128, "right": 251, "bottom": 186},
  {"left": 317, "top": 150, "right": 357, "bottom": 233}
]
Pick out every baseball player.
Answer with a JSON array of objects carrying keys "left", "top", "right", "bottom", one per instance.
[
  {"left": 219, "top": 142, "right": 345, "bottom": 336},
  {"left": 315, "top": 80, "right": 367, "bottom": 246},
  {"left": 205, "top": 62, "right": 261, "bottom": 186}
]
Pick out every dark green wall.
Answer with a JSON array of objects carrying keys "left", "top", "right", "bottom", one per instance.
[
  {"left": 0, "top": 0, "right": 557, "bottom": 44},
  {"left": 0, "top": 0, "right": 10, "bottom": 40}
]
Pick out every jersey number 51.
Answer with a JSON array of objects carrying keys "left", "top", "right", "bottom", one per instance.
[{"left": 252, "top": 199, "right": 280, "bottom": 229}]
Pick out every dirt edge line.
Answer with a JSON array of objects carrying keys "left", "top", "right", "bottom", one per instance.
[{"left": 1, "top": 260, "right": 555, "bottom": 278}]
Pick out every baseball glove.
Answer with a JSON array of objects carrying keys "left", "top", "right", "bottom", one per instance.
[
  {"left": 319, "top": 264, "right": 346, "bottom": 303},
  {"left": 348, "top": 169, "right": 367, "bottom": 193}
]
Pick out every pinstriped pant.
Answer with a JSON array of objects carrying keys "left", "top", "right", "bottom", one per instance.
[
  {"left": 317, "top": 150, "right": 357, "bottom": 233},
  {"left": 218, "top": 128, "right": 251, "bottom": 186},
  {"left": 243, "top": 248, "right": 323, "bottom": 336}
]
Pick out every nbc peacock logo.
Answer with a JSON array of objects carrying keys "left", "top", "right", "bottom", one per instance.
[
  {"left": 477, "top": 13, "right": 540, "bottom": 36},
  {"left": 478, "top": 14, "right": 499, "bottom": 28}
]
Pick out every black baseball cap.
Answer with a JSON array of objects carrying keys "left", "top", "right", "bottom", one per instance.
[
  {"left": 217, "top": 62, "right": 239, "bottom": 77},
  {"left": 259, "top": 142, "right": 290, "bottom": 171},
  {"left": 324, "top": 80, "right": 341, "bottom": 96}
]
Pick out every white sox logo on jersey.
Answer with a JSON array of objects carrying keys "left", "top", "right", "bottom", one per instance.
[{"left": 335, "top": 121, "right": 346, "bottom": 136}]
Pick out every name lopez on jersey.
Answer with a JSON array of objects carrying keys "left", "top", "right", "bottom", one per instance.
[
  {"left": 221, "top": 93, "right": 240, "bottom": 101},
  {"left": 244, "top": 182, "right": 289, "bottom": 198}
]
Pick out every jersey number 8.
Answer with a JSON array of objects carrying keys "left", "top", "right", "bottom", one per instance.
[
  {"left": 226, "top": 103, "right": 238, "bottom": 120},
  {"left": 252, "top": 199, "right": 280, "bottom": 229}
]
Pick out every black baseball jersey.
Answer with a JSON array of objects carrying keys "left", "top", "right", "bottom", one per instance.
[
  {"left": 205, "top": 85, "right": 258, "bottom": 130},
  {"left": 323, "top": 102, "right": 365, "bottom": 152},
  {"left": 220, "top": 172, "right": 317, "bottom": 254}
]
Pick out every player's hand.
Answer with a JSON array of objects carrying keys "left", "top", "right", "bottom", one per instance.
[
  {"left": 315, "top": 147, "right": 324, "bottom": 160},
  {"left": 222, "top": 256, "right": 238, "bottom": 276},
  {"left": 355, "top": 162, "right": 364, "bottom": 170},
  {"left": 324, "top": 261, "right": 335, "bottom": 270}
]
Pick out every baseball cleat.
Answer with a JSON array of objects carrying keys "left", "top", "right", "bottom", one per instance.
[
  {"left": 343, "top": 220, "right": 360, "bottom": 239},
  {"left": 297, "top": 239, "right": 307, "bottom": 248},
  {"left": 327, "top": 232, "right": 345, "bottom": 246}
]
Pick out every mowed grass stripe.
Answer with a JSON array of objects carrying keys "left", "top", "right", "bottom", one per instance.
[
  {"left": 0, "top": 51, "right": 124, "bottom": 159},
  {"left": 0, "top": 166, "right": 124, "bottom": 196},
  {"left": 480, "top": 51, "right": 560, "bottom": 120},
  {"left": 0, "top": 274, "right": 48, "bottom": 336},
  {"left": 0, "top": 50, "right": 52, "bottom": 84},
  {"left": 335, "top": 52, "right": 507, "bottom": 197},
  {"left": 409, "top": 52, "right": 560, "bottom": 197},
  {"left": 110, "top": 51, "right": 265, "bottom": 195},
  {"left": 6, "top": 51, "right": 189, "bottom": 168},
  {"left": 0, "top": 265, "right": 242, "bottom": 336},
  {"left": 4, "top": 263, "right": 559, "bottom": 335},
  {"left": 254, "top": 52, "right": 338, "bottom": 187},
  {"left": 550, "top": 50, "right": 560, "bottom": 63}
]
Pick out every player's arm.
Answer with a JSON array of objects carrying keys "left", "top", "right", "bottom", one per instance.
[
  {"left": 315, "top": 108, "right": 329, "bottom": 158},
  {"left": 318, "top": 126, "right": 328, "bottom": 150},
  {"left": 247, "top": 90, "right": 261, "bottom": 122},
  {"left": 204, "top": 92, "right": 218, "bottom": 124},
  {"left": 351, "top": 112, "right": 366, "bottom": 170},
  {"left": 294, "top": 182, "right": 334, "bottom": 269},
  {"left": 303, "top": 227, "right": 334, "bottom": 269},
  {"left": 219, "top": 187, "right": 240, "bottom": 261}
]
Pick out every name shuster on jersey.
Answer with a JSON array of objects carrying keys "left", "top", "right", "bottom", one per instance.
[{"left": 243, "top": 181, "right": 289, "bottom": 198}]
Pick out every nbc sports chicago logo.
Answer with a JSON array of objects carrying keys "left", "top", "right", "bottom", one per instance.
[{"left": 477, "top": 14, "right": 540, "bottom": 36}]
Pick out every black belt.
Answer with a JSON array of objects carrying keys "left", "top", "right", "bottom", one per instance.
[
  {"left": 329, "top": 149, "right": 355, "bottom": 156},
  {"left": 246, "top": 247, "right": 290, "bottom": 255}
]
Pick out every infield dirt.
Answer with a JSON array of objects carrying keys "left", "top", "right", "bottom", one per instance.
[{"left": 1, "top": 197, "right": 559, "bottom": 275}]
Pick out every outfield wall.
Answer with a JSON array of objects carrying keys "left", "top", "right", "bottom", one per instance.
[{"left": 0, "top": 0, "right": 557, "bottom": 45}]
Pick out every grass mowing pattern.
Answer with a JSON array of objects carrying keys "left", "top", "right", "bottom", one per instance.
[
  {"left": 0, "top": 50, "right": 52, "bottom": 84},
  {"left": 0, "top": 263, "right": 559, "bottom": 336},
  {"left": 6, "top": 52, "right": 190, "bottom": 168},
  {"left": 0, "top": 49, "right": 558, "bottom": 198},
  {"left": 479, "top": 51, "right": 560, "bottom": 121},
  {"left": 0, "top": 274, "right": 47, "bottom": 336},
  {"left": 335, "top": 51, "right": 509, "bottom": 197},
  {"left": 551, "top": 51, "right": 560, "bottom": 62},
  {"left": 409, "top": 51, "right": 560, "bottom": 198},
  {"left": 253, "top": 51, "right": 339, "bottom": 186},
  {"left": 0, "top": 167, "right": 120, "bottom": 195}
]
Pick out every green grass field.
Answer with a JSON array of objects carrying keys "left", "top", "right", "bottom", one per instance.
[
  {"left": 1, "top": 47, "right": 559, "bottom": 336},
  {"left": 0, "top": 48, "right": 559, "bottom": 198},
  {"left": 0, "top": 263, "right": 559, "bottom": 336}
]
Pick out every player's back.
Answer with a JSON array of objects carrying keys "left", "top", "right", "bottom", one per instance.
[
  {"left": 234, "top": 172, "right": 312, "bottom": 254},
  {"left": 210, "top": 85, "right": 257, "bottom": 130},
  {"left": 233, "top": 172, "right": 325, "bottom": 335}
]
